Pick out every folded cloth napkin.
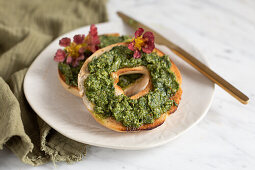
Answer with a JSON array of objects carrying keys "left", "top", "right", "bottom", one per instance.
[{"left": 0, "top": 0, "right": 107, "bottom": 166}]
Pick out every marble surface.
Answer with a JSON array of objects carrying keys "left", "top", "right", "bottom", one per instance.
[{"left": 0, "top": 0, "right": 254, "bottom": 169}]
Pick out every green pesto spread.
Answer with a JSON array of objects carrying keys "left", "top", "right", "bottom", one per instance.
[
  {"left": 58, "top": 35, "right": 131, "bottom": 87},
  {"left": 58, "top": 61, "right": 84, "bottom": 86},
  {"left": 117, "top": 74, "right": 143, "bottom": 89},
  {"left": 85, "top": 46, "right": 179, "bottom": 128},
  {"left": 99, "top": 35, "right": 130, "bottom": 48}
]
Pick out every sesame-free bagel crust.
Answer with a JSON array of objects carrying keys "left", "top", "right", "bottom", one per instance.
[{"left": 78, "top": 42, "right": 182, "bottom": 132}]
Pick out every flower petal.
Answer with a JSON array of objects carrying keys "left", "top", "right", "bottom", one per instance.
[
  {"left": 78, "top": 47, "right": 85, "bottom": 54},
  {"left": 143, "top": 31, "right": 154, "bottom": 42},
  {"left": 135, "top": 28, "right": 144, "bottom": 38},
  {"left": 66, "top": 55, "right": 72, "bottom": 64},
  {"left": 90, "top": 24, "right": 98, "bottom": 36},
  {"left": 133, "top": 50, "right": 141, "bottom": 58},
  {"left": 87, "top": 44, "right": 99, "bottom": 53},
  {"left": 54, "top": 49, "right": 66, "bottom": 62},
  {"left": 59, "top": 37, "right": 71, "bottom": 47},
  {"left": 73, "top": 34, "right": 85, "bottom": 44},
  {"left": 72, "top": 58, "right": 79, "bottom": 67},
  {"left": 77, "top": 54, "right": 85, "bottom": 61},
  {"left": 128, "top": 41, "right": 135, "bottom": 51},
  {"left": 142, "top": 41, "right": 155, "bottom": 53},
  {"left": 86, "top": 24, "right": 100, "bottom": 52}
]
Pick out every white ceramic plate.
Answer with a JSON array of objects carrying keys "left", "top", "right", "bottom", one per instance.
[{"left": 24, "top": 22, "right": 214, "bottom": 150}]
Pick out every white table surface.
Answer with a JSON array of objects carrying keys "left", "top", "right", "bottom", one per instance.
[{"left": 0, "top": 0, "right": 254, "bottom": 169}]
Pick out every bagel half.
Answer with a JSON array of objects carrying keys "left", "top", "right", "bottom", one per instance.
[
  {"left": 58, "top": 33, "right": 122, "bottom": 97},
  {"left": 78, "top": 42, "right": 182, "bottom": 132}
]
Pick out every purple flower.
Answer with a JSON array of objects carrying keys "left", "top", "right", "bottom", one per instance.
[
  {"left": 54, "top": 49, "right": 66, "bottom": 62},
  {"left": 128, "top": 28, "right": 155, "bottom": 58},
  {"left": 73, "top": 34, "right": 85, "bottom": 44},
  {"left": 59, "top": 37, "right": 71, "bottom": 47}
]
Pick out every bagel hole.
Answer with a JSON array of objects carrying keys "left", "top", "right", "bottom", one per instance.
[
  {"left": 117, "top": 74, "right": 143, "bottom": 89},
  {"left": 117, "top": 73, "right": 148, "bottom": 97}
]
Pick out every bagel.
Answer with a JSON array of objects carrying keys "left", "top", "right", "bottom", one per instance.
[
  {"left": 78, "top": 42, "right": 182, "bottom": 132},
  {"left": 58, "top": 33, "right": 130, "bottom": 97}
]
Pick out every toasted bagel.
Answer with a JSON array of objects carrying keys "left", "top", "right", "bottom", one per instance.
[
  {"left": 58, "top": 69, "right": 80, "bottom": 97},
  {"left": 58, "top": 33, "right": 122, "bottom": 97},
  {"left": 78, "top": 42, "right": 182, "bottom": 132}
]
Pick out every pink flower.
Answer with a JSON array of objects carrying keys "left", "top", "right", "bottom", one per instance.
[
  {"left": 135, "top": 28, "right": 144, "bottom": 38},
  {"left": 66, "top": 55, "right": 72, "bottom": 64},
  {"left": 73, "top": 34, "right": 85, "bottom": 44},
  {"left": 85, "top": 24, "right": 100, "bottom": 52},
  {"left": 71, "top": 54, "right": 85, "bottom": 67},
  {"left": 128, "top": 28, "right": 155, "bottom": 58},
  {"left": 128, "top": 41, "right": 135, "bottom": 51},
  {"left": 54, "top": 24, "right": 101, "bottom": 67},
  {"left": 133, "top": 50, "right": 141, "bottom": 59},
  {"left": 59, "top": 37, "right": 71, "bottom": 47},
  {"left": 54, "top": 49, "right": 66, "bottom": 62},
  {"left": 141, "top": 32, "right": 155, "bottom": 53},
  {"left": 66, "top": 54, "right": 85, "bottom": 67}
]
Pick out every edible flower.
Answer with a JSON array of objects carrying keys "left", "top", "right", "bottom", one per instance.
[
  {"left": 85, "top": 24, "right": 100, "bottom": 52},
  {"left": 59, "top": 37, "right": 71, "bottom": 47},
  {"left": 54, "top": 24, "right": 100, "bottom": 67},
  {"left": 128, "top": 28, "right": 155, "bottom": 58},
  {"left": 54, "top": 49, "right": 66, "bottom": 62}
]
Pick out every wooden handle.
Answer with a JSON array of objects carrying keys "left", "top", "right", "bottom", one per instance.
[{"left": 171, "top": 47, "right": 249, "bottom": 104}]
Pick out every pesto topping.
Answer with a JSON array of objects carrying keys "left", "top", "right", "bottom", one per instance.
[
  {"left": 99, "top": 35, "right": 130, "bottom": 48},
  {"left": 58, "top": 61, "right": 84, "bottom": 86},
  {"left": 85, "top": 46, "right": 179, "bottom": 128},
  {"left": 58, "top": 35, "right": 130, "bottom": 86}
]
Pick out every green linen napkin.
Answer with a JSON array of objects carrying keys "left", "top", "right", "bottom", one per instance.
[{"left": 0, "top": 0, "right": 107, "bottom": 166}]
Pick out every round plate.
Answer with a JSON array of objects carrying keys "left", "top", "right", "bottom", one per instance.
[{"left": 24, "top": 22, "right": 214, "bottom": 150}]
